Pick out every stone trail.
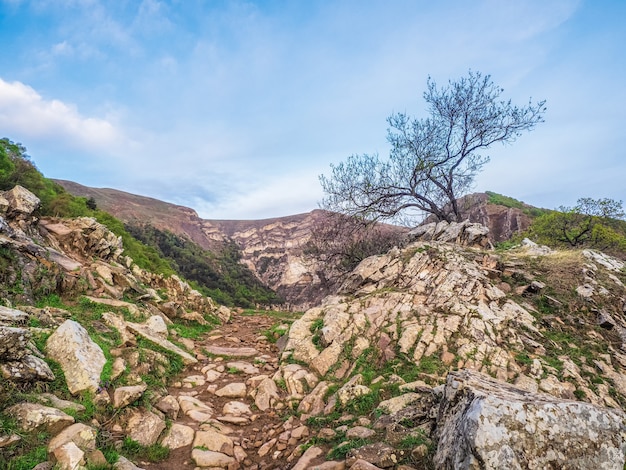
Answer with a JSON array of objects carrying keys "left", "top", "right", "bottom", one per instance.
[{"left": 140, "top": 312, "right": 324, "bottom": 470}]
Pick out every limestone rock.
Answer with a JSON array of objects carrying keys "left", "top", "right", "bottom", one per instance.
[
  {"left": 124, "top": 409, "right": 166, "bottom": 446},
  {"left": 215, "top": 382, "right": 247, "bottom": 398},
  {"left": 126, "top": 320, "right": 197, "bottom": 365},
  {"left": 204, "top": 345, "right": 259, "bottom": 357},
  {"left": 253, "top": 377, "right": 280, "bottom": 411},
  {"left": 45, "top": 320, "right": 106, "bottom": 395},
  {"left": 6, "top": 402, "right": 74, "bottom": 435},
  {"left": 434, "top": 369, "right": 626, "bottom": 470},
  {"left": 1, "top": 354, "right": 55, "bottom": 382},
  {"left": 155, "top": 395, "right": 180, "bottom": 420},
  {"left": 191, "top": 448, "right": 235, "bottom": 468},
  {"left": 193, "top": 429, "right": 234, "bottom": 456},
  {"left": 113, "top": 384, "right": 147, "bottom": 409},
  {"left": 377, "top": 393, "right": 423, "bottom": 415},
  {"left": 0, "top": 305, "right": 29, "bottom": 325},
  {"left": 291, "top": 445, "right": 324, "bottom": 470},
  {"left": 160, "top": 423, "right": 195, "bottom": 450},
  {"left": 113, "top": 455, "right": 146, "bottom": 470},
  {"left": 346, "top": 442, "right": 405, "bottom": 468},
  {"left": 48, "top": 423, "right": 97, "bottom": 454},
  {"left": 52, "top": 441, "right": 85, "bottom": 470},
  {"left": 0, "top": 326, "right": 30, "bottom": 360},
  {"left": 4, "top": 185, "right": 40, "bottom": 217}
]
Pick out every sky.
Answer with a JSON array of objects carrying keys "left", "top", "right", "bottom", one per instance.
[{"left": 0, "top": 0, "right": 624, "bottom": 220}]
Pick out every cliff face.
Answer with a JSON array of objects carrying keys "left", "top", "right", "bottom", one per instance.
[{"left": 56, "top": 180, "right": 394, "bottom": 309}]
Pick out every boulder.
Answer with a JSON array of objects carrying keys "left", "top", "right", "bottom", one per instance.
[
  {"left": 45, "top": 320, "right": 106, "bottom": 395},
  {"left": 3, "top": 185, "right": 40, "bottom": 217},
  {"left": 1, "top": 354, "right": 55, "bottom": 382},
  {"left": 113, "top": 384, "right": 147, "bottom": 409},
  {"left": 434, "top": 369, "right": 626, "bottom": 469},
  {"left": 193, "top": 429, "right": 234, "bottom": 456},
  {"left": 0, "top": 326, "right": 30, "bottom": 360},
  {"left": 6, "top": 402, "right": 74, "bottom": 435},
  {"left": 0, "top": 306, "right": 29, "bottom": 325},
  {"left": 160, "top": 423, "right": 195, "bottom": 450},
  {"left": 125, "top": 321, "right": 197, "bottom": 365},
  {"left": 191, "top": 449, "right": 236, "bottom": 468},
  {"left": 124, "top": 409, "right": 166, "bottom": 446},
  {"left": 48, "top": 423, "right": 97, "bottom": 454}
]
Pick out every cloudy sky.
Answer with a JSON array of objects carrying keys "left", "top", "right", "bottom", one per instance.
[{"left": 0, "top": 0, "right": 624, "bottom": 220}]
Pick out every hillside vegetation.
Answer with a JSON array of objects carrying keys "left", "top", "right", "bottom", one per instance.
[{"left": 0, "top": 138, "right": 280, "bottom": 308}]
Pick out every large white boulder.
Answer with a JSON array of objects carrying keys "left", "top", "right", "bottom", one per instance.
[
  {"left": 435, "top": 369, "right": 626, "bottom": 469},
  {"left": 45, "top": 320, "right": 106, "bottom": 395}
]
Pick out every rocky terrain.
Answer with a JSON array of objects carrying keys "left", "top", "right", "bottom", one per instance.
[
  {"left": 55, "top": 181, "right": 533, "bottom": 309},
  {"left": 2, "top": 184, "right": 626, "bottom": 469}
]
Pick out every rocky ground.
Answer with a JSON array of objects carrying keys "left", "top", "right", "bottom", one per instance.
[{"left": 140, "top": 310, "right": 324, "bottom": 470}]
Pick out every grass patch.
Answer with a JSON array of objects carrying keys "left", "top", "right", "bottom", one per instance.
[{"left": 121, "top": 437, "right": 170, "bottom": 462}]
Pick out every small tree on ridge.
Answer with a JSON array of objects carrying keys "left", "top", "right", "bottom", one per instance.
[{"left": 320, "top": 71, "right": 546, "bottom": 224}]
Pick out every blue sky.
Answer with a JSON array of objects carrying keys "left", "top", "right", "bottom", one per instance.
[{"left": 0, "top": 0, "right": 624, "bottom": 220}]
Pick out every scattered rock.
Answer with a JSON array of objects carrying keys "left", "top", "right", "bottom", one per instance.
[
  {"left": 45, "top": 320, "right": 106, "bottom": 395},
  {"left": 6, "top": 402, "right": 74, "bottom": 435}
]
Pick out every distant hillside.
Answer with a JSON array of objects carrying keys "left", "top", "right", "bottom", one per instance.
[{"left": 56, "top": 180, "right": 551, "bottom": 307}]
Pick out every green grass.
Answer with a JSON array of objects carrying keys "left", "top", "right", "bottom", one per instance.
[{"left": 121, "top": 437, "right": 169, "bottom": 462}]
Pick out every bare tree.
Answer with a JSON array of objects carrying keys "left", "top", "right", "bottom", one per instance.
[{"left": 320, "top": 71, "right": 546, "bottom": 224}]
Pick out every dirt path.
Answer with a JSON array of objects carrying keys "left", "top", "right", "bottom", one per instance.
[{"left": 140, "top": 310, "right": 316, "bottom": 470}]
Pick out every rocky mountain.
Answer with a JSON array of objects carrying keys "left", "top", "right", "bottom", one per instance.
[
  {"left": 2, "top": 184, "right": 626, "bottom": 469},
  {"left": 55, "top": 180, "right": 536, "bottom": 309}
]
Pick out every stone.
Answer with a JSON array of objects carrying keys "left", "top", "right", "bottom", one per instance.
[
  {"left": 311, "top": 462, "right": 346, "bottom": 470},
  {"left": 0, "top": 305, "right": 29, "bottom": 325},
  {"left": 113, "top": 384, "right": 147, "bottom": 409},
  {"left": 52, "top": 441, "right": 85, "bottom": 470},
  {"left": 113, "top": 455, "right": 146, "bottom": 469},
  {"left": 435, "top": 369, "right": 626, "bottom": 470},
  {"left": 36, "top": 394, "right": 85, "bottom": 414},
  {"left": 191, "top": 448, "right": 236, "bottom": 468},
  {"left": 1, "top": 354, "right": 55, "bottom": 382},
  {"left": 377, "top": 393, "right": 422, "bottom": 415},
  {"left": 4, "top": 185, "right": 40, "bottom": 216},
  {"left": 204, "top": 345, "right": 259, "bottom": 357},
  {"left": 86, "top": 449, "right": 107, "bottom": 467},
  {"left": 254, "top": 377, "right": 280, "bottom": 411},
  {"left": 45, "top": 320, "right": 106, "bottom": 395},
  {"left": 226, "top": 361, "right": 260, "bottom": 374},
  {"left": 182, "top": 374, "right": 206, "bottom": 387},
  {"left": 6, "top": 402, "right": 74, "bottom": 435},
  {"left": 178, "top": 395, "right": 212, "bottom": 415},
  {"left": 193, "top": 429, "right": 234, "bottom": 456},
  {"left": 126, "top": 321, "right": 197, "bottom": 365},
  {"left": 144, "top": 315, "right": 168, "bottom": 338},
  {"left": 155, "top": 395, "right": 180, "bottom": 419},
  {"left": 223, "top": 401, "right": 252, "bottom": 415},
  {"left": 350, "top": 460, "right": 384, "bottom": 470},
  {"left": 291, "top": 445, "right": 324, "bottom": 470},
  {"left": 258, "top": 437, "right": 277, "bottom": 457},
  {"left": 215, "top": 382, "right": 247, "bottom": 398},
  {"left": 160, "top": 423, "right": 195, "bottom": 449},
  {"left": 346, "top": 442, "right": 404, "bottom": 468},
  {"left": 125, "top": 409, "right": 166, "bottom": 446},
  {"left": 336, "top": 374, "right": 371, "bottom": 406},
  {"left": 346, "top": 426, "right": 376, "bottom": 439},
  {"left": 205, "top": 369, "right": 222, "bottom": 382},
  {"left": 0, "top": 326, "right": 30, "bottom": 360},
  {"left": 48, "top": 423, "right": 98, "bottom": 454},
  {"left": 110, "top": 357, "right": 126, "bottom": 380},
  {"left": 0, "top": 433, "right": 20, "bottom": 448}
]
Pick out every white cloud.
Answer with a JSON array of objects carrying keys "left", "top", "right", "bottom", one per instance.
[{"left": 0, "top": 78, "right": 127, "bottom": 150}]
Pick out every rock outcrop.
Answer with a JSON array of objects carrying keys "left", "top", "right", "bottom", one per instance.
[{"left": 435, "top": 369, "right": 626, "bottom": 469}]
